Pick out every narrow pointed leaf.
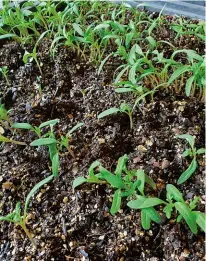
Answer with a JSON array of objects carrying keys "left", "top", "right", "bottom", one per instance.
[
  {"left": 196, "top": 148, "right": 206, "bottom": 155},
  {"left": 110, "top": 189, "right": 122, "bottom": 215},
  {"left": 166, "top": 184, "right": 184, "bottom": 202},
  {"left": 115, "top": 154, "right": 128, "bottom": 177},
  {"left": 12, "top": 123, "right": 33, "bottom": 130},
  {"left": 168, "top": 66, "right": 190, "bottom": 85},
  {"left": 39, "top": 119, "right": 59, "bottom": 128},
  {"left": 52, "top": 153, "right": 59, "bottom": 177},
  {"left": 145, "top": 207, "right": 161, "bottom": 223},
  {"left": 98, "top": 108, "right": 120, "bottom": 119},
  {"left": 176, "top": 134, "right": 195, "bottom": 149},
  {"left": 99, "top": 167, "right": 125, "bottom": 188},
  {"left": 193, "top": 211, "right": 206, "bottom": 232},
  {"left": 98, "top": 53, "right": 113, "bottom": 74},
  {"left": 141, "top": 209, "right": 150, "bottom": 229},
  {"left": 67, "top": 122, "right": 84, "bottom": 136},
  {"left": 185, "top": 75, "right": 195, "bottom": 97},
  {"left": 73, "top": 177, "right": 88, "bottom": 188},
  {"left": 127, "top": 196, "right": 164, "bottom": 209},
  {"left": 177, "top": 159, "right": 197, "bottom": 185},
  {"left": 24, "top": 175, "right": 53, "bottom": 214},
  {"left": 30, "top": 138, "right": 56, "bottom": 146},
  {"left": 174, "top": 202, "right": 197, "bottom": 234}
]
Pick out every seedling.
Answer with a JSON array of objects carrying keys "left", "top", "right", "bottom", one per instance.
[
  {"left": 0, "top": 104, "right": 12, "bottom": 129},
  {"left": 163, "top": 184, "right": 205, "bottom": 234},
  {"left": 0, "top": 134, "right": 26, "bottom": 145},
  {"left": 30, "top": 122, "right": 84, "bottom": 176},
  {"left": 98, "top": 102, "right": 133, "bottom": 128},
  {"left": 176, "top": 134, "right": 205, "bottom": 184},
  {"left": 12, "top": 119, "right": 60, "bottom": 138},
  {"left": 115, "top": 81, "right": 148, "bottom": 96},
  {"left": 0, "top": 175, "right": 54, "bottom": 248},
  {"left": 23, "top": 30, "right": 49, "bottom": 74},
  {"left": 73, "top": 154, "right": 162, "bottom": 229},
  {"left": 168, "top": 50, "right": 205, "bottom": 97},
  {"left": 0, "top": 66, "right": 9, "bottom": 85}
]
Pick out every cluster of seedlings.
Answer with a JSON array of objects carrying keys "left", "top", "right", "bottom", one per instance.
[{"left": 0, "top": 0, "right": 205, "bottom": 250}]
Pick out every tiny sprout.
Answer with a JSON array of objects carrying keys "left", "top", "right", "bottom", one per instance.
[
  {"left": 98, "top": 102, "right": 133, "bottom": 128},
  {"left": 176, "top": 134, "right": 205, "bottom": 184},
  {"left": 0, "top": 66, "right": 9, "bottom": 85},
  {"left": 0, "top": 175, "right": 54, "bottom": 248}
]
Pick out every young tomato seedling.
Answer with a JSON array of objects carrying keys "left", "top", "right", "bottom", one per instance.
[
  {"left": 0, "top": 66, "right": 9, "bottom": 85},
  {"left": 0, "top": 175, "right": 54, "bottom": 248},
  {"left": 176, "top": 134, "right": 205, "bottom": 184},
  {"left": 73, "top": 154, "right": 163, "bottom": 229},
  {"left": 163, "top": 184, "right": 205, "bottom": 234}
]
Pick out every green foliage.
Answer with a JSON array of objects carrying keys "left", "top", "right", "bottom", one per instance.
[
  {"left": 30, "top": 121, "right": 84, "bottom": 176},
  {"left": 73, "top": 154, "right": 161, "bottom": 229},
  {"left": 23, "top": 30, "right": 49, "bottom": 74},
  {"left": 176, "top": 134, "right": 205, "bottom": 184},
  {"left": 0, "top": 66, "right": 9, "bottom": 85},
  {"left": 0, "top": 175, "right": 54, "bottom": 247},
  {"left": 98, "top": 102, "right": 133, "bottom": 128},
  {"left": 164, "top": 184, "right": 205, "bottom": 234}
]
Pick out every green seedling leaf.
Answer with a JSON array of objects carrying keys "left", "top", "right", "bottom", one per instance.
[
  {"left": 129, "top": 62, "right": 137, "bottom": 84},
  {"left": 87, "top": 160, "right": 102, "bottom": 183},
  {"left": 174, "top": 202, "right": 197, "bottom": 234},
  {"left": 52, "top": 153, "right": 59, "bottom": 177},
  {"left": 73, "top": 23, "right": 84, "bottom": 36},
  {"left": 39, "top": 119, "right": 60, "bottom": 128},
  {"left": 128, "top": 44, "right": 137, "bottom": 65},
  {"left": 73, "top": 176, "right": 88, "bottom": 188},
  {"left": 196, "top": 148, "right": 206, "bottom": 155},
  {"left": 168, "top": 66, "right": 191, "bottom": 85},
  {"left": 110, "top": 189, "right": 122, "bottom": 215},
  {"left": 177, "top": 158, "right": 197, "bottom": 185},
  {"left": 146, "top": 36, "right": 156, "bottom": 49},
  {"left": 49, "top": 143, "right": 58, "bottom": 161},
  {"left": 141, "top": 209, "right": 150, "bottom": 229},
  {"left": 67, "top": 122, "right": 84, "bottom": 136},
  {"left": 99, "top": 166, "right": 125, "bottom": 188},
  {"left": 163, "top": 204, "right": 174, "bottom": 219},
  {"left": 145, "top": 207, "right": 161, "bottom": 223},
  {"left": 30, "top": 138, "right": 56, "bottom": 146},
  {"left": 189, "top": 196, "right": 200, "bottom": 210},
  {"left": 145, "top": 174, "right": 156, "bottom": 189},
  {"left": 115, "top": 65, "right": 130, "bottom": 83},
  {"left": 177, "top": 214, "right": 183, "bottom": 222},
  {"left": 176, "top": 134, "right": 195, "bottom": 149},
  {"left": 0, "top": 33, "right": 16, "bottom": 39},
  {"left": 127, "top": 196, "right": 164, "bottom": 209},
  {"left": 193, "top": 211, "right": 206, "bottom": 232},
  {"left": 0, "top": 135, "right": 13, "bottom": 143},
  {"left": 115, "top": 87, "right": 134, "bottom": 93},
  {"left": 94, "top": 23, "right": 110, "bottom": 31},
  {"left": 98, "top": 108, "right": 120, "bottom": 119},
  {"left": 98, "top": 53, "right": 113, "bottom": 75},
  {"left": 141, "top": 207, "right": 161, "bottom": 230},
  {"left": 185, "top": 75, "right": 195, "bottom": 97},
  {"left": 166, "top": 184, "right": 184, "bottom": 202},
  {"left": 12, "top": 123, "right": 33, "bottom": 130},
  {"left": 125, "top": 32, "right": 134, "bottom": 48},
  {"left": 182, "top": 149, "right": 192, "bottom": 157},
  {"left": 23, "top": 51, "right": 32, "bottom": 63},
  {"left": 115, "top": 154, "right": 128, "bottom": 177},
  {"left": 24, "top": 175, "right": 53, "bottom": 214},
  {"left": 136, "top": 169, "right": 145, "bottom": 196}
]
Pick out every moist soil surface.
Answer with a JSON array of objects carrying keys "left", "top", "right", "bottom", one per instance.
[{"left": 0, "top": 22, "right": 205, "bottom": 261}]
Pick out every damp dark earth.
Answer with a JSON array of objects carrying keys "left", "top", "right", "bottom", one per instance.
[{"left": 0, "top": 1, "right": 205, "bottom": 261}]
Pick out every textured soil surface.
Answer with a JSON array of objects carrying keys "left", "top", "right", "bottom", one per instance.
[{"left": 0, "top": 25, "right": 205, "bottom": 261}]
